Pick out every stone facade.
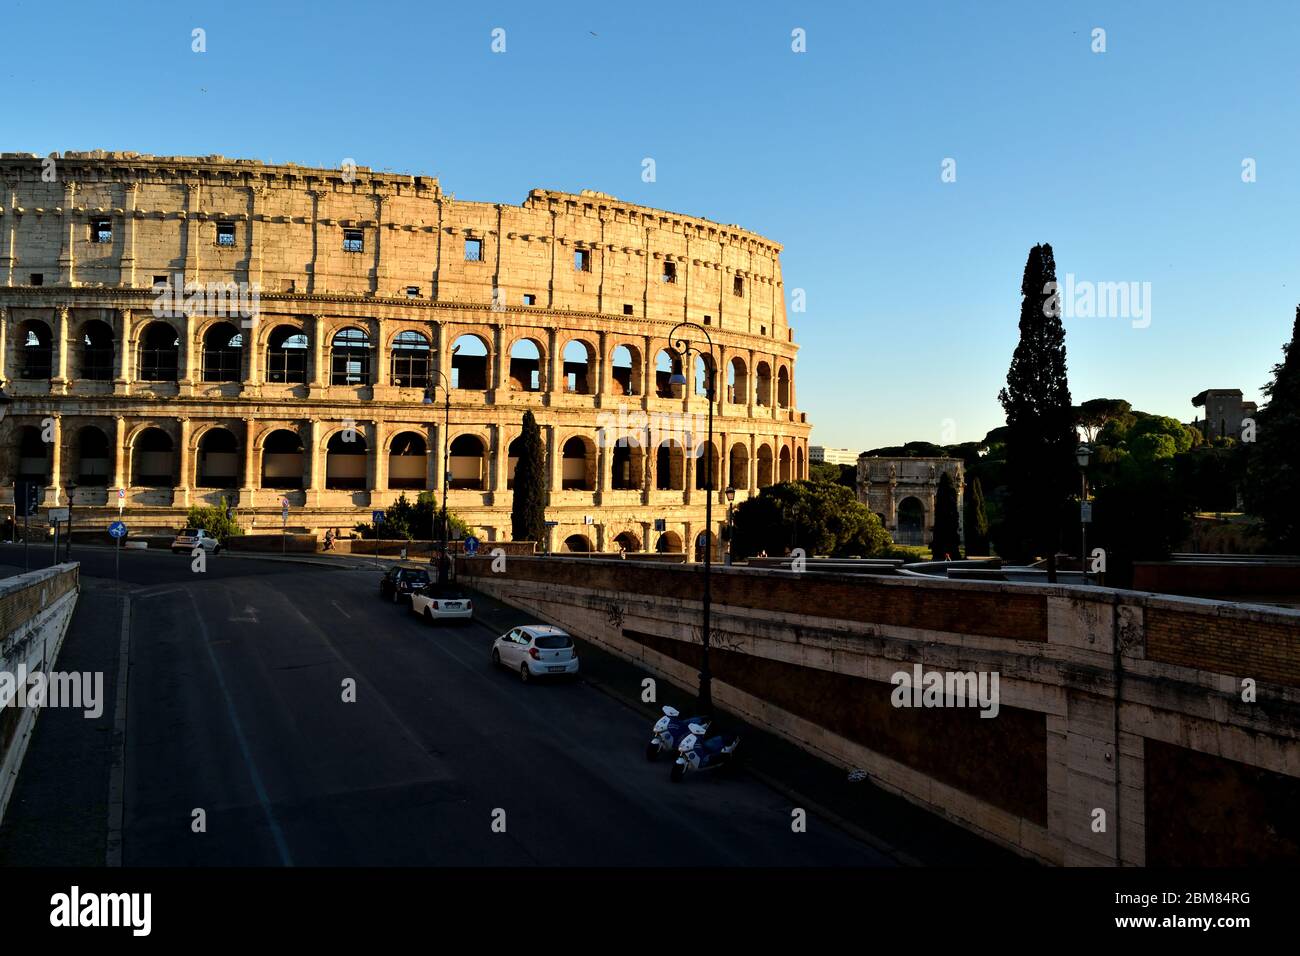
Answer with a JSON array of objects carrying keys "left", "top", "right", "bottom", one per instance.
[
  {"left": 1190, "top": 388, "right": 1256, "bottom": 442},
  {"left": 0, "top": 152, "right": 810, "bottom": 554},
  {"left": 856, "top": 455, "right": 964, "bottom": 547}
]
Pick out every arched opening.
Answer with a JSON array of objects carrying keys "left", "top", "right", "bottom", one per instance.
[
  {"left": 15, "top": 426, "right": 48, "bottom": 483},
  {"left": 75, "top": 426, "right": 110, "bottom": 486},
  {"left": 610, "top": 344, "right": 639, "bottom": 396},
  {"left": 202, "top": 322, "right": 243, "bottom": 382},
  {"left": 655, "top": 349, "right": 682, "bottom": 399},
  {"left": 656, "top": 530, "right": 683, "bottom": 554},
  {"left": 777, "top": 366, "right": 791, "bottom": 408},
  {"left": 729, "top": 443, "right": 749, "bottom": 489},
  {"left": 331, "top": 327, "right": 372, "bottom": 386},
  {"left": 17, "top": 320, "right": 53, "bottom": 380},
  {"left": 693, "top": 438, "right": 720, "bottom": 490},
  {"left": 326, "top": 430, "right": 367, "bottom": 489},
  {"left": 563, "top": 533, "right": 592, "bottom": 553},
  {"left": 197, "top": 427, "right": 239, "bottom": 488},
  {"left": 610, "top": 434, "right": 644, "bottom": 491},
  {"left": 796, "top": 446, "right": 805, "bottom": 480},
  {"left": 562, "top": 340, "right": 595, "bottom": 395},
  {"left": 694, "top": 530, "right": 715, "bottom": 563},
  {"left": 897, "top": 496, "right": 926, "bottom": 546},
  {"left": 262, "top": 429, "right": 304, "bottom": 489},
  {"left": 614, "top": 530, "right": 641, "bottom": 553},
  {"left": 448, "top": 434, "right": 486, "bottom": 489},
  {"left": 561, "top": 435, "right": 596, "bottom": 491},
  {"left": 132, "top": 427, "right": 174, "bottom": 487},
  {"left": 727, "top": 357, "right": 748, "bottom": 405},
  {"left": 388, "top": 431, "right": 427, "bottom": 490},
  {"left": 755, "top": 362, "right": 772, "bottom": 407},
  {"left": 390, "top": 330, "right": 431, "bottom": 389},
  {"left": 80, "top": 320, "right": 115, "bottom": 381},
  {"left": 779, "top": 445, "right": 792, "bottom": 483},
  {"left": 507, "top": 436, "right": 524, "bottom": 489},
  {"left": 694, "top": 354, "right": 716, "bottom": 399},
  {"left": 656, "top": 439, "right": 684, "bottom": 490},
  {"left": 450, "top": 334, "right": 489, "bottom": 390},
  {"left": 267, "top": 325, "right": 308, "bottom": 384},
  {"left": 138, "top": 322, "right": 179, "bottom": 381},
  {"left": 757, "top": 444, "right": 774, "bottom": 488},
  {"left": 508, "top": 338, "right": 543, "bottom": 392}
]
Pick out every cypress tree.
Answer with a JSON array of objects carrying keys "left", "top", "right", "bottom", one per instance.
[
  {"left": 966, "top": 476, "right": 990, "bottom": 556},
  {"left": 930, "top": 471, "right": 963, "bottom": 560},
  {"left": 998, "top": 243, "right": 1076, "bottom": 579},
  {"left": 1245, "top": 307, "right": 1300, "bottom": 552},
  {"left": 510, "top": 410, "right": 547, "bottom": 544}
]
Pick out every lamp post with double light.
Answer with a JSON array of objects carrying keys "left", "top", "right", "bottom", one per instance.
[
  {"left": 423, "top": 360, "right": 456, "bottom": 559},
  {"left": 1076, "top": 442, "right": 1092, "bottom": 584},
  {"left": 723, "top": 485, "right": 736, "bottom": 566},
  {"left": 667, "top": 321, "right": 720, "bottom": 713}
]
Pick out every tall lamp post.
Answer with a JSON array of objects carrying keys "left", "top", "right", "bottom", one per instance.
[
  {"left": 1076, "top": 443, "right": 1092, "bottom": 584},
  {"left": 423, "top": 367, "right": 454, "bottom": 557},
  {"left": 667, "top": 321, "right": 720, "bottom": 713}
]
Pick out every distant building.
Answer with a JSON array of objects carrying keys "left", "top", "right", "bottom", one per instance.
[
  {"left": 856, "top": 456, "right": 964, "bottom": 547},
  {"left": 1191, "top": 389, "right": 1257, "bottom": 441},
  {"left": 810, "top": 446, "right": 858, "bottom": 467}
]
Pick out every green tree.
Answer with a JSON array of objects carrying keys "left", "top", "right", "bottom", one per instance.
[
  {"left": 511, "top": 409, "right": 547, "bottom": 543},
  {"left": 1091, "top": 456, "right": 1191, "bottom": 586},
  {"left": 930, "top": 471, "right": 962, "bottom": 559},
  {"left": 1245, "top": 307, "right": 1300, "bottom": 551},
  {"left": 998, "top": 243, "right": 1076, "bottom": 578},
  {"left": 1075, "top": 398, "right": 1132, "bottom": 443},
  {"left": 731, "top": 480, "right": 891, "bottom": 559},
  {"left": 965, "top": 476, "right": 990, "bottom": 556},
  {"left": 185, "top": 497, "right": 243, "bottom": 540},
  {"left": 354, "top": 493, "right": 472, "bottom": 541}
]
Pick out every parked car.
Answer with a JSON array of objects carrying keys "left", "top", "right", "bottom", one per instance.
[
  {"left": 379, "top": 564, "right": 431, "bottom": 604},
  {"left": 490, "top": 625, "right": 580, "bottom": 683},
  {"left": 409, "top": 585, "right": 473, "bottom": 624},
  {"left": 172, "top": 528, "right": 221, "bottom": 554}
]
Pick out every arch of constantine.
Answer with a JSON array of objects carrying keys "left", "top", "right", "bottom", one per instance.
[
  {"left": 0, "top": 152, "right": 810, "bottom": 555},
  {"left": 856, "top": 455, "right": 964, "bottom": 547}
]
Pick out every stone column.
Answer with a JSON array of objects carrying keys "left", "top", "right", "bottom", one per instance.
[
  {"left": 46, "top": 414, "right": 62, "bottom": 505},
  {"left": 489, "top": 423, "right": 508, "bottom": 502},
  {"left": 490, "top": 324, "right": 504, "bottom": 396},
  {"left": 242, "top": 317, "right": 261, "bottom": 393},
  {"left": 369, "top": 317, "right": 387, "bottom": 388},
  {"left": 425, "top": 422, "right": 440, "bottom": 493},
  {"left": 595, "top": 329, "right": 608, "bottom": 407},
  {"left": 58, "top": 182, "right": 76, "bottom": 286},
  {"left": 241, "top": 417, "right": 258, "bottom": 508},
  {"left": 50, "top": 306, "right": 70, "bottom": 392},
  {"left": 115, "top": 416, "right": 127, "bottom": 492},
  {"left": 305, "top": 418, "right": 324, "bottom": 507},
  {"left": 0, "top": 307, "right": 8, "bottom": 387},
  {"left": 183, "top": 184, "right": 201, "bottom": 285},
  {"left": 179, "top": 313, "right": 198, "bottom": 395},
  {"left": 546, "top": 327, "right": 560, "bottom": 395},
  {"left": 114, "top": 308, "right": 133, "bottom": 393},
  {"left": 176, "top": 418, "right": 192, "bottom": 508},
  {"left": 119, "top": 182, "right": 138, "bottom": 287},
  {"left": 368, "top": 419, "right": 386, "bottom": 504},
  {"left": 546, "top": 424, "right": 560, "bottom": 503},
  {"left": 309, "top": 315, "right": 327, "bottom": 392}
]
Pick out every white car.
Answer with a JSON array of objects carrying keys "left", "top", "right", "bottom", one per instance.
[
  {"left": 491, "top": 625, "right": 579, "bottom": 683},
  {"left": 171, "top": 528, "right": 221, "bottom": 554},
  {"left": 409, "top": 586, "right": 473, "bottom": 624}
]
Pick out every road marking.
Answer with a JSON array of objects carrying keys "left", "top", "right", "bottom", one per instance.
[
  {"left": 138, "top": 587, "right": 183, "bottom": 599},
  {"left": 331, "top": 600, "right": 352, "bottom": 620},
  {"left": 187, "top": 590, "right": 294, "bottom": 866},
  {"left": 229, "top": 604, "right": 259, "bottom": 624},
  {"left": 105, "top": 592, "right": 131, "bottom": 866}
]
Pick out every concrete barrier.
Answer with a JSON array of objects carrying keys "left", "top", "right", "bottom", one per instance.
[{"left": 0, "top": 563, "right": 81, "bottom": 825}]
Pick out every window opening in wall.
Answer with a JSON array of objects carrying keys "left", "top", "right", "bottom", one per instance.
[
  {"left": 523, "top": 293, "right": 536, "bottom": 305},
  {"left": 29, "top": 273, "right": 43, "bottom": 286},
  {"left": 574, "top": 249, "right": 591, "bottom": 272},
  {"left": 343, "top": 229, "right": 364, "bottom": 253},
  {"left": 662, "top": 261, "right": 676, "bottom": 283},
  {"left": 92, "top": 218, "right": 112, "bottom": 244},
  {"left": 216, "top": 221, "right": 236, "bottom": 247},
  {"left": 761, "top": 325, "right": 767, "bottom": 336},
  {"left": 465, "top": 238, "right": 483, "bottom": 261},
  {"left": 153, "top": 275, "right": 169, "bottom": 287},
  {"left": 406, "top": 286, "right": 421, "bottom": 297},
  {"left": 703, "top": 315, "right": 711, "bottom": 325},
  {"left": 733, "top": 275, "right": 744, "bottom": 296},
  {"left": 281, "top": 279, "right": 296, "bottom": 293},
  {"left": 623, "top": 304, "right": 634, "bottom": 315}
]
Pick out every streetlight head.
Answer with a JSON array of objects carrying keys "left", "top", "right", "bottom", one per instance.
[
  {"left": 668, "top": 372, "right": 688, "bottom": 387},
  {"left": 724, "top": 486, "right": 735, "bottom": 503},
  {"left": 1076, "top": 442, "right": 1092, "bottom": 468}
]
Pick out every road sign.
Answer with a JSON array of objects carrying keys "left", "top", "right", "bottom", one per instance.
[
  {"left": 464, "top": 536, "right": 480, "bottom": 556},
  {"left": 48, "top": 507, "right": 69, "bottom": 524},
  {"left": 654, "top": 518, "right": 667, "bottom": 532},
  {"left": 544, "top": 520, "right": 559, "bottom": 527},
  {"left": 117, "top": 488, "right": 125, "bottom": 499},
  {"left": 372, "top": 510, "right": 385, "bottom": 525},
  {"left": 1080, "top": 502, "right": 1093, "bottom": 524},
  {"left": 108, "top": 521, "right": 127, "bottom": 539}
]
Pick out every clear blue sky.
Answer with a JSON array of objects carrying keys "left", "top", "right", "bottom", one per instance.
[{"left": 6, "top": 0, "right": 1297, "bottom": 450}]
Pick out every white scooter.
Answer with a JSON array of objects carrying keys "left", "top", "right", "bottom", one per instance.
[
  {"left": 647, "top": 705, "right": 710, "bottom": 761},
  {"left": 671, "top": 723, "right": 741, "bottom": 782}
]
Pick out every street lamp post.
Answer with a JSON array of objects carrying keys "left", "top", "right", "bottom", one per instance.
[
  {"left": 723, "top": 485, "right": 736, "bottom": 566},
  {"left": 668, "top": 321, "right": 720, "bottom": 713},
  {"left": 1076, "top": 443, "right": 1092, "bottom": 584},
  {"left": 423, "top": 367, "right": 454, "bottom": 560},
  {"left": 65, "top": 481, "right": 75, "bottom": 560}
]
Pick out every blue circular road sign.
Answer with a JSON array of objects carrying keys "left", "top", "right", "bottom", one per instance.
[
  {"left": 464, "top": 535, "right": 480, "bottom": 556},
  {"left": 108, "top": 521, "right": 128, "bottom": 539}
]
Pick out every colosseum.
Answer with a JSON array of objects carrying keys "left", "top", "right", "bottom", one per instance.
[{"left": 0, "top": 151, "right": 810, "bottom": 556}]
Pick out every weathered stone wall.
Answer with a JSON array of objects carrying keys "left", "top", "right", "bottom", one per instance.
[{"left": 459, "top": 556, "right": 1300, "bottom": 866}]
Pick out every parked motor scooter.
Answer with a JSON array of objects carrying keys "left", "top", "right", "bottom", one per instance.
[
  {"left": 670, "top": 723, "right": 740, "bottom": 782},
  {"left": 647, "top": 705, "right": 710, "bottom": 761}
]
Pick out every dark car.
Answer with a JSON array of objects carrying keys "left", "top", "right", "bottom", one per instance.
[{"left": 379, "top": 564, "right": 431, "bottom": 604}]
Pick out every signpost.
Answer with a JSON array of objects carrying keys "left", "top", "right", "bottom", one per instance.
[
  {"left": 281, "top": 497, "right": 290, "bottom": 555},
  {"left": 464, "top": 535, "right": 479, "bottom": 557},
  {"left": 109, "top": 520, "right": 127, "bottom": 592},
  {"left": 49, "top": 507, "right": 69, "bottom": 566},
  {"left": 117, "top": 487, "right": 125, "bottom": 514}
]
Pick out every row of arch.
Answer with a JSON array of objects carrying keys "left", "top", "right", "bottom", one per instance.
[
  {"left": 12, "top": 423, "right": 805, "bottom": 492},
  {"left": 11, "top": 316, "right": 793, "bottom": 405}
]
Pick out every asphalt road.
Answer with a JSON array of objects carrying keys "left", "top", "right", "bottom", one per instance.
[{"left": 3, "top": 544, "right": 891, "bottom": 866}]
